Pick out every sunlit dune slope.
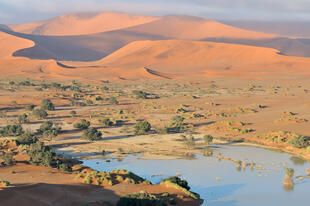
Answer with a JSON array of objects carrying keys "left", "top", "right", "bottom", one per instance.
[
  {"left": 10, "top": 12, "right": 159, "bottom": 36},
  {"left": 0, "top": 31, "right": 34, "bottom": 58},
  {"left": 124, "top": 15, "right": 276, "bottom": 40},
  {"left": 98, "top": 40, "right": 310, "bottom": 77}
]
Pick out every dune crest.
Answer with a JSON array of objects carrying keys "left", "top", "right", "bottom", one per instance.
[
  {"left": 99, "top": 40, "right": 310, "bottom": 77},
  {"left": 10, "top": 12, "right": 159, "bottom": 36},
  {"left": 124, "top": 15, "right": 276, "bottom": 40},
  {"left": 0, "top": 31, "right": 34, "bottom": 58}
]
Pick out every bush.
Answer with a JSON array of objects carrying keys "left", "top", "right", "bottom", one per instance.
[
  {"left": 117, "top": 191, "right": 167, "bottom": 206},
  {"left": 162, "top": 176, "right": 190, "bottom": 190},
  {"left": 101, "top": 118, "right": 113, "bottom": 127},
  {"left": 134, "top": 121, "right": 151, "bottom": 135},
  {"left": 170, "top": 116, "right": 185, "bottom": 133},
  {"left": 37, "top": 121, "right": 61, "bottom": 139},
  {"left": 41, "top": 99, "right": 55, "bottom": 111},
  {"left": 18, "top": 113, "right": 29, "bottom": 124},
  {"left": 33, "top": 109, "right": 48, "bottom": 119},
  {"left": 73, "top": 119, "right": 90, "bottom": 130},
  {"left": 108, "top": 97, "right": 119, "bottom": 105},
  {"left": 0, "top": 154, "right": 14, "bottom": 166},
  {"left": 0, "top": 124, "right": 24, "bottom": 137},
  {"left": 25, "top": 104, "right": 36, "bottom": 111},
  {"left": 70, "top": 110, "right": 77, "bottom": 117},
  {"left": 289, "top": 135, "right": 309, "bottom": 148},
  {"left": 203, "top": 135, "right": 213, "bottom": 145},
  {"left": 56, "top": 161, "right": 72, "bottom": 172},
  {"left": 132, "top": 90, "right": 148, "bottom": 99},
  {"left": 82, "top": 128, "right": 102, "bottom": 141},
  {"left": 16, "top": 132, "right": 38, "bottom": 145}
]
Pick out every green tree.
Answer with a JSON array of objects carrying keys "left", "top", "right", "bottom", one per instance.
[
  {"left": 0, "top": 154, "right": 14, "bottom": 166},
  {"left": 16, "top": 132, "right": 38, "bottom": 145},
  {"left": 33, "top": 109, "right": 48, "bottom": 119},
  {"left": 0, "top": 125, "right": 24, "bottom": 137},
  {"left": 37, "top": 121, "right": 61, "bottom": 140},
  {"left": 134, "top": 121, "right": 151, "bottom": 135},
  {"left": 41, "top": 99, "right": 55, "bottom": 111},
  {"left": 82, "top": 128, "right": 102, "bottom": 141},
  {"left": 18, "top": 113, "right": 29, "bottom": 124},
  {"left": 289, "top": 135, "right": 309, "bottom": 148},
  {"left": 73, "top": 119, "right": 90, "bottom": 130}
]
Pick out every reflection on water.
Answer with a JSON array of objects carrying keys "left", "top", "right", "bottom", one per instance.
[
  {"left": 290, "top": 156, "right": 306, "bottom": 166},
  {"left": 82, "top": 145, "right": 310, "bottom": 206}
]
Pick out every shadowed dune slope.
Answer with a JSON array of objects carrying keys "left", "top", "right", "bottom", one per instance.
[
  {"left": 2, "top": 14, "right": 310, "bottom": 61},
  {"left": 0, "top": 14, "right": 280, "bottom": 61},
  {"left": 10, "top": 12, "right": 159, "bottom": 36}
]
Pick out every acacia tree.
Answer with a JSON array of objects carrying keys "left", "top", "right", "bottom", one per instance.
[{"left": 41, "top": 99, "right": 55, "bottom": 111}]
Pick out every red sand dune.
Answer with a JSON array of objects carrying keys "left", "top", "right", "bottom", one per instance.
[
  {"left": 1, "top": 29, "right": 310, "bottom": 81},
  {"left": 0, "top": 31, "right": 34, "bottom": 58},
  {"left": 98, "top": 40, "right": 310, "bottom": 78},
  {"left": 124, "top": 15, "right": 276, "bottom": 40},
  {"left": 10, "top": 12, "right": 159, "bottom": 36}
]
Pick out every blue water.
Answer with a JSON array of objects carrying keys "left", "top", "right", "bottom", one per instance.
[{"left": 82, "top": 145, "right": 310, "bottom": 206}]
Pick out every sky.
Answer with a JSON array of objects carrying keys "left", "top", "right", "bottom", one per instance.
[{"left": 1, "top": 0, "right": 310, "bottom": 24}]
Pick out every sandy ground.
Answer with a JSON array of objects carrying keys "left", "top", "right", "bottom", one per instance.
[{"left": 0, "top": 163, "right": 201, "bottom": 206}]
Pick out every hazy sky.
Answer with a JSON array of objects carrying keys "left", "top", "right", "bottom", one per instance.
[{"left": 1, "top": 0, "right": 310, "bottom": 24}]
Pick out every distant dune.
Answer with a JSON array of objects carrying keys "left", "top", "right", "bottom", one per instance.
[
  {"left": 10, "top": 12, "right": 159, "bottom": 36},
  {"left": 1, "top": 12, "right": 310, "bottom": 81},
  {"left": 123, "top": 15, "right": 276, "bottom": 40},
  {"left": 222, "top": 20, "right": 310, "bottom": 38}
]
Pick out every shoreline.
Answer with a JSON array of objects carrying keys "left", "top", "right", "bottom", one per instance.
[{"left": 51, "top": 135, "right": 310, "bottom": 163}]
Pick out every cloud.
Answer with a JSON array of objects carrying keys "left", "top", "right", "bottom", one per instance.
[{"left": 1, "top": 0, "right": 310, "bottom": 24}]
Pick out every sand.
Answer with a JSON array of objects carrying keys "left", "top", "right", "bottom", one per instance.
[{"left": 10, "top": 12, "right": 159, "bottom": 36}]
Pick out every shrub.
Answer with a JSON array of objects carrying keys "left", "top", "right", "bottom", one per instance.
[
  {"left": 0, "top": 179, "right": 11, "bottom": 187},
  {"left": 82, "top": 128, "right": 102, "bottom": 141},
  {"left": 168, "top": 198, "right": 176, "bottom": 205},
  {"left": 170, "top": 116, "right": 185, "bottom": 133},
  {"left": 56, "top": 161, "right": 72, "bottom": 172},
  {"left": 203, "top": 135, "right": 213, "bottom": 145},
  {"left": 25, "top": 104, "right": 36, "bottom": 111},
  {"left": 70, "top": 110, "right": 77, "bottom": 117},
  {"left": 33, "top": 109, "right": 48, "bottom": 119},
  {"left": 0, "top": 154, "right": 14, "bottom": 166},
  {"left": 37, "top": 121, "right": 61, "bottom": 139},
  {"left": 18, "top": 113, "right": 29, "bottom": 124},
  {"left": 117, "top": 191, "right": 167, "bottom": 206},
  {"left": 289, "top": 135, "right": 309, "bottom": 148},
  {"left": 41, "top": 99, "right": 55, "bottom": 111},
  {"left": 161, "top": 176, "right": 190, "bottom": 190},
  {"left": 108, "top": 97, "right": 119, "bottom": 105},
  {"left": 0, "top": 124, "right": 24, "bottom": 137},
  {"left": 74, "top": 119, "right": 90, "bottom": 130},
  {"left": 132, "top": 90, "right": 148, "bottom": 99},
  {"left": 134, "top": 121, "right": 151, "bottom": 135},
  {"left": 101, "top": 118, "right": 113, "bottom": 127},
  {"left": 16, "top": 132, "right": 38, "bottom": 145}
]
